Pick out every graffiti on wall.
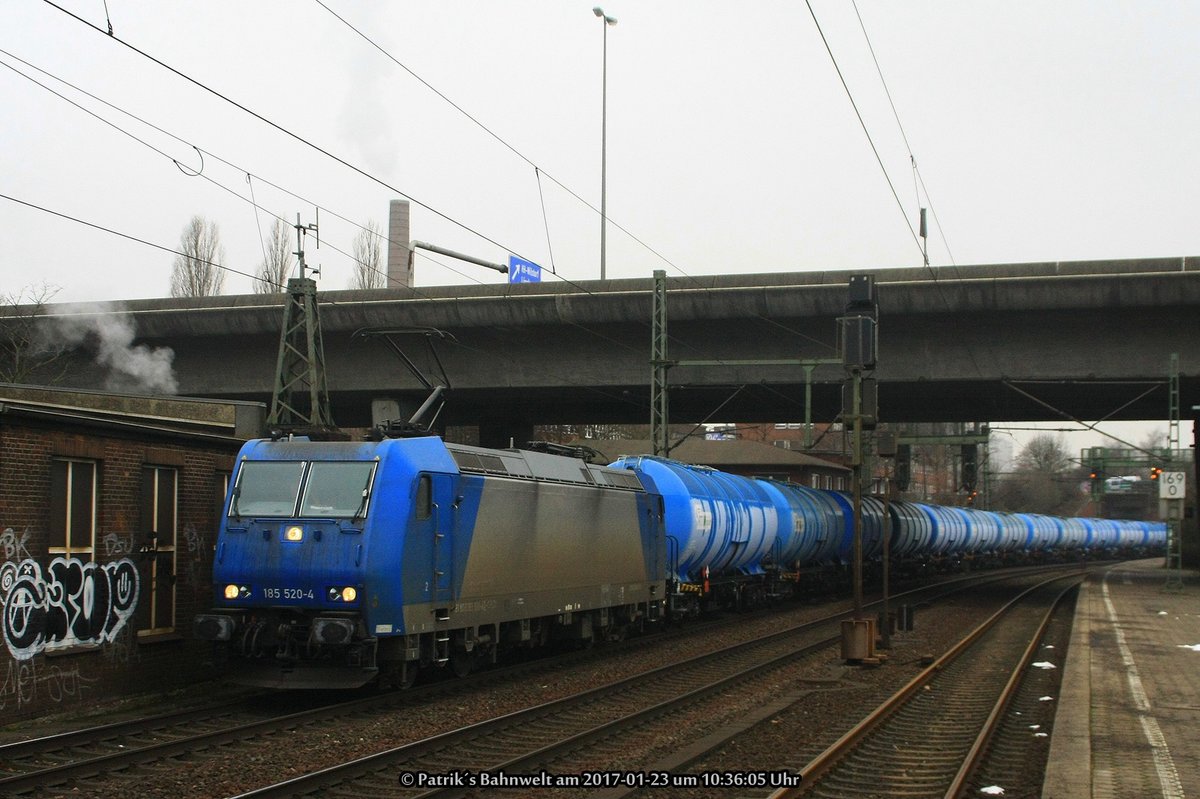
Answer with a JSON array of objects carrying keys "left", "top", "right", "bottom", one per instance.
[
  {"left": 102, "top": 531, "right": 135, "bottom": 557},
  {"left": 0, "top": 658, "right": 98, "bottom": 710},
  {"left": 0, "top": 557, "right": 140, "bottom": 661},
  {"left": 182, "top": 524, "right": 209, "bottom": 596},
  {"left": 1, "top": 528, "right": 33, "bottom": 562}
]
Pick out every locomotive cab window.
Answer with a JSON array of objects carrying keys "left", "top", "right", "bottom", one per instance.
[
  {"left": 230, "top": 461, "right": 306, "bottom": 517},
  {"left": 300, "top": 462, "right": 377, "bottom": 519}
]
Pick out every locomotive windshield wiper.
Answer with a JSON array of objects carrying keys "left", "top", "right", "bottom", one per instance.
[
  {"left": 351, "top": 488, "right": 369, "bottom": 522},
  {"left": 230, "top": 485, "right": 242, "bottom": 519}
]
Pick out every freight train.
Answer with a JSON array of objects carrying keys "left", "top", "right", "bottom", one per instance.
[{"left": 193, "top": 435, "right": 1166, "bottom": 688}]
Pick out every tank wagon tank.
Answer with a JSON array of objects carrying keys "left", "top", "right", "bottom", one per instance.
[{"left": 196, "top": 436, "right": 1167, "bottom": 688}]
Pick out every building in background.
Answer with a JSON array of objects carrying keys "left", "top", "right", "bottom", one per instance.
[
  {"left": 572, "top": 437, "right": 850, "bottom": 489},
  {"left": 0, "top": 384, "right": 263, "bottom": 720}
]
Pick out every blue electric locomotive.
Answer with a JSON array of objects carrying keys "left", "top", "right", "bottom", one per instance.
[
  {"left": 195, "top": 437, "right": 1166, "bottom": 688},
  {"left": 194, "top": 437, "right": 663, "bottom": 688}
]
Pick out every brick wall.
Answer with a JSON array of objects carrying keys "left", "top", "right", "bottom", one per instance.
[{"left": 0, "top": 417, "right": 240, "bottom": 721}]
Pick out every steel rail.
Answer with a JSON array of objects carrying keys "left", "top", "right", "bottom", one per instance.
[
  {"left": 233, "top": 566, "right": 1078, "bottom": 799},
  {"left": 767, "top": 570, "right": 1082, "bottom": 798},
  {"left": 941, "top": 581, "right": 1072, "bottom": 798}
]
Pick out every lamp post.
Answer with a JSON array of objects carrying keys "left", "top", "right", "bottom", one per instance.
[{"left": 593, "top": 6, "right": 616, "bottom": 280}]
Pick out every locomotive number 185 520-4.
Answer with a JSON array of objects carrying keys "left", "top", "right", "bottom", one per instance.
[{"left": 262, "top": 588, "right": 315, "bottom": 600}]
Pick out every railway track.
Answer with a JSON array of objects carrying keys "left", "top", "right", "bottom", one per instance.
[
  {"left": 0, "top": 693, "right": 357, "bottom": 794},
  {"left": 0, "top": 565, "right": 1076, "bottom": 797},
  {"left": 771, "top": 571, "right": 1081, "bottom": 799},
  {"left": 231, "top": 614, "right": 844, "bottom": 797},
  {"left": 0, "top": 604, "right": 794, "bottom": 794},
  {"left": 232, "top": 568, "right": 1076, "bottom": 799}
]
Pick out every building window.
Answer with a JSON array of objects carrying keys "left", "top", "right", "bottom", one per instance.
[
  {"left": 139, "top": 466, "right": 178, "bottom": 635},
  {"left": 811, "top": 474, "right": 821, "bottom": 489},
  {"left": 49, "top": 459, "right": 98, "bottom": 558}
]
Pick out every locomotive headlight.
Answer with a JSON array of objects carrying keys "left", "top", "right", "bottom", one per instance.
[
  {"left": 224, "top": 584, "right": 240, "bottom": 600},
  {"left": 285, "top": 526, "right": 304, "bottom": 542},
  {"left": 326, "top": 586, "right": 359, "bottom": 602}
]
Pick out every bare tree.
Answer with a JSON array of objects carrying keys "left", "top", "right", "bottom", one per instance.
[
  {"left": 0, "top": 284, "right": 70, "bottom": 385},
  {"left": 1016, "top": 433, "right": 1073, "bottom": 473},
  {"left": 254, "top": 218, "right": 294, "bottom": 293},
  {"left": 350, "top": 220, "right": 385, "bottom": 290},
  {"left": 993, "top": 433, "right": 1083, "bottom": 515},
  {"left": 170, "top": 216, "right": 226, "bottom": 297}
]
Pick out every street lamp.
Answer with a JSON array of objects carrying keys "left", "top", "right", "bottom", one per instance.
[{"left": 593, "top": 6, "right": 616, "bottom": 280}]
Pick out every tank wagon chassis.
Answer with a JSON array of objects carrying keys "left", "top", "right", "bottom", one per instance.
[{"left": 195, "top": 437, "right": 1165, "bottom": 689}]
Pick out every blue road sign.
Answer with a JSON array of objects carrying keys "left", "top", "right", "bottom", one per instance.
[{"left": 508, "top": 255, "right": 542, "bottom": 284}]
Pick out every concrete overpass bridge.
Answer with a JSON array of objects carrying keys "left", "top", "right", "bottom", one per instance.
[{"left": 21, "top": 256, "right": 1200, "bottom": 444}]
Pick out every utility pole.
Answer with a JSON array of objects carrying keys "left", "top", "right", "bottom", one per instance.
[
  {"left": 839, "top": 274, "right": 878, "bottom": 663},
  {"left": 651, "top": 270, "right": 670, "bottom": 456},
  {"left": 1165, "top": 352, "right": 1184, "bottom": 590},
  {"left": 876, "top": 430, "right": 897, "bottom": 650}
]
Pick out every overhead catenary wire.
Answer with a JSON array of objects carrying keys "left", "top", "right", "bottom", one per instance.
[
  {"left": 308, "top": 1, "right": 838, "bottom": 357},
  {"left": 803, "top": 0, "right": 924, "bottom": 260},
  {"left": 34, "top": 3, "right": 837, "bottom": 391},
  {"left": 41, "top": 0, "right": 544, "bottom": 272},
  {"left": 14, "top": 23, "right": 835, "bottom": 381},
  {"left": 2, "top": 43, "right": 740, "bottom": 387},
  {"left": 807, "top": 0, "right": 1003, "bottom": 417},
  {"left": 850, "top": 0, "right": 956, "bottom": 267},
  {"left": 310, "top": 0, "right": 697, "bottom": 285},
  {"left": 0, "top": 189, "right": 650, "bottom": 415},
  {"left": 534, "top": 168, "right": 557, "bottom": 275},
  {"left": 0, "top": 192, "right": 285, "bottom": 292},
  {"left": 19, "top": 11, "right": 615, "bottom": 303},
  {"left": 0, "top": 47, "right": 490, "bottom": 289}
]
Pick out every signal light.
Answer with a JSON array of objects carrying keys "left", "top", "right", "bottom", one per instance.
[
  {"left": 1150, "top": 466, "right": 1162, "bottom": 480},
  {"left": 961, "top": 444, "right": 978, "bottom": 492}
]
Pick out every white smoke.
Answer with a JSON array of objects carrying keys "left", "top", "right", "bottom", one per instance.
[{"left": 41, "top": 304, "right": 179, "bottom": 395}]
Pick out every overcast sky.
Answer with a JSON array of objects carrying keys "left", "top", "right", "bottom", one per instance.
[{"left": 1, "top": 1, "right": 1194, "bottom": 453}]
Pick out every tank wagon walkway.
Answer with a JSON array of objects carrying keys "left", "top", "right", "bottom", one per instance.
[{"left": 1044, "top": 559, "right": 1200, "bottom": 798}]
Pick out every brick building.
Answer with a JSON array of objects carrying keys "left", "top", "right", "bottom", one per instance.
[{"left": 0, "top": 385, "right": 263, "bottom": 720}]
